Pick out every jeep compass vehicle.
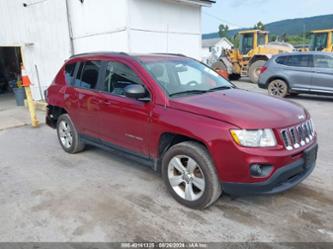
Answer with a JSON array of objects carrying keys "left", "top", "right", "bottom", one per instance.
[{"left": 46, "top": 52, "right": 318, "bottom": 209}]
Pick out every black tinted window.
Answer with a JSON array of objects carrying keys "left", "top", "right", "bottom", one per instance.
[
  {"left": 276, "top": 55, "right": 312, "bottom": 67},
  {"left": 73, "top": 63, "right": 83, "bottom": 87},
  {"left": 314, "top": 55, "right": 333, "bottom": 69},
  {"left": 65, "top": 63, "right": 76, "bottom": 85},
  {"left": 240, "top": 34, "right": 254, "bottom": 54},
  {"left": 310, "top": 33, "right": 328, "bottom": 51},
  {"left": 73, "top": 61, "right": 102, "bottom": 89},
  {"left": 102, "top": 62, "right": 143, "bottom": 96}
]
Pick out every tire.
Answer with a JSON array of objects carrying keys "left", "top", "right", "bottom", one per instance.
[
  {"left": 248, "top": 60, "right": 266, "bottom": 84},
  {"left": 268, "top": 79, "right": 289, "bottom": 98},
  {"left": 56, "top": 114, "right": 85, "bottom": 154},
  {"left": 229, "top": 74, "right": 241, "bottom": 81},
  {"left": 212, "top": 61, "right": 227, "bottom": 71},
  {"left": 161, "top": 141, "right": 222, "bottom": 209}
]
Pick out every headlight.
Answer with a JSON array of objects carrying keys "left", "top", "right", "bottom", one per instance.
[{"left": 230, "top": 129, "right": 277, "bottom": 147}]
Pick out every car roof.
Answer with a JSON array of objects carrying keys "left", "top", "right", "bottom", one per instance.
[
  {"left": 69, "top": 52, "right": 188, "bottom": 62},
  {"left": 274, "top": 51, "right": 333, "bottom": 57}
]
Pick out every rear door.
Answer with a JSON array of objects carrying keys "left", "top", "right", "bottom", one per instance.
[
  {"left": 71, "top": 60, "right": 103, "bottom": 138},
  {"left": 276, "top": 54, "right": 314, "bottom": 90},
  {"left": 64, "top": 62, "right": 81, "bottom": 127},
  {"left": 312, "top": 54, "right": 333, "bottom": 93}
]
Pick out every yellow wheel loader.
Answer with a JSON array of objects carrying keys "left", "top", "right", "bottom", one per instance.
[
  {"left": 212, "top": 30, "right": 294, "bottom": 83},
  {"left": 310, "top": 29, "right": 333, "bottom": 52}
]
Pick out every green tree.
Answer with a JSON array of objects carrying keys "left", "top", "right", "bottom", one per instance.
[
  {"left": 230, "top": 34, "right": 240, "bottom": 48},
  {"left": 269, "top": 34, "right": 277, "bottom": 42},
  {"left": 218, "top": 24, "right": 229, "bottom": 38},
  {"left": 285, "top": 35, "right": 310, "bottom": 46},
  {"left": 254, "top": 21, "right": 265, "bottom": 31}
]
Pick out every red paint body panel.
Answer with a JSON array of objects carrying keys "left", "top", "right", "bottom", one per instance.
[{"left": 46, "top": 53, "right": 317, "bottom": 185}]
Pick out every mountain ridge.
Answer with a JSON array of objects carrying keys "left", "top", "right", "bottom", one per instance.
[{"left": 203, "top": 14, "right": 333, "bottom": 39}]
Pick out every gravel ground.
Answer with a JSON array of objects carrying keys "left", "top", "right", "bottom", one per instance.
[{"left": 0, "top": 81, "right": 332, "bottom": 242}]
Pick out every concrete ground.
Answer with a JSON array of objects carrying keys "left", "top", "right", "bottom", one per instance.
[
  {"left": 0, "top": 82, "right": 332, "bottom": 242},
  {"left": 0, "top": 93, "right": 44, "bottom": 131}
]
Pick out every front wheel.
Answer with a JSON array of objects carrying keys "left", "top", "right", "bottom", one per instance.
[
  {"left": 268, "top": 79, "right": 289, "bottom": 98},
  {"left": 212, "top": 61, "right": 227, "bottom": 71},
  {"left": 161, "top": 141, "right": 222, "bottom": 209},
  {"left": 248, "top": 60, "right": 266, "bottom": 84}
]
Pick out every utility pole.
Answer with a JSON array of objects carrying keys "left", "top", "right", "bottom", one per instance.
[{"left": 65, "top": 0, "right": 75, "bottom": 56}]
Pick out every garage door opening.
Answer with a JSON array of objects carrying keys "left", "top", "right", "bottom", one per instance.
[{"left": 0, "top": 47, "right": 22, "bottom": 102}]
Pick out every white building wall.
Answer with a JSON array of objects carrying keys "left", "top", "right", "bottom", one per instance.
[
  {"left": 0, "top": 0, "right": 209, "bottom": 100},
  {"left": 67, "top": 0, "right": 129, "bottom": 53},
  {"left": 0, "top": 0, "right": 72, "bottom": 100},
  {"left": 128, "top": 0, "right": 202, "bottom": 59}
]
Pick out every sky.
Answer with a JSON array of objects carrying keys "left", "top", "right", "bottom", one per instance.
[{"left": 202, "top": 0, "right": 333, "bottom": 34}]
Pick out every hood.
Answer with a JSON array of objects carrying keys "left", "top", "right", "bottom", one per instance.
[{"left": 169, "top": 89, "right": 307, "bottom": 129}]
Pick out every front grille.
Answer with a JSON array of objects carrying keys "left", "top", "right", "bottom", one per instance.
[{"left": 280, "top": 120, "right": 315, "bottom": 150}]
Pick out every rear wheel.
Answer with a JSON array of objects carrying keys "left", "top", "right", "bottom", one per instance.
[
  {"left": 212, "top": 61, "right": 227, "bottom": 71},
  {"left": 57, "top": 114, "right": 85, "bottom": 153},
  {"left": 249, "top": 60, "right": 266, "bottom": 83},
  {"left": 162, "top": 141, "right": 221, "bottom": 209},
  {"left": 268, "top": 79, "right": 289, "bottom": 98}
]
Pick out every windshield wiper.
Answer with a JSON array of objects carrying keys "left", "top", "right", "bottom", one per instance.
[
  {"left": 169, "top": 90, "right": 208, "bottom": 97},
  {"left": 208, "top": 86, "right": 233, "bottom": 92}
]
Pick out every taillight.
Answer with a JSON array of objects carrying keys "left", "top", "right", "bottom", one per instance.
[{"left": 260, "top": 66, "right": 268, "bottom": 74}]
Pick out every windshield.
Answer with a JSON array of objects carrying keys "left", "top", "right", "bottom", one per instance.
[
  {"left": 240, "top": 33, "right": 254, "bottom": 54},
  {"left": 310, "top": 33, "right": 328, "bottom": 51},
  {"left": 142, "top": 58, "right": 233, "bottom": 97}
]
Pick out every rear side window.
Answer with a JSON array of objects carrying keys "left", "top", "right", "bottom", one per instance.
[
  {"left": 64, "top": 63, "right": 76, "bottom": 85},
  {"left": 276, "top": 55, "right": 313, "bottom": 67},
  {"left": 73, "top": 61, "right": 102, "bottom": 89}
]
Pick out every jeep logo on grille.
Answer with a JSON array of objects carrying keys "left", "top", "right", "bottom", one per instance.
[{"left": 298, "top": 115, "right": 305, "bottom": 120}]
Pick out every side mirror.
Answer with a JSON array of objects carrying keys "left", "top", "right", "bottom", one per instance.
[{"left": 124, "top": 84, "right": 149, "bottom": 101}]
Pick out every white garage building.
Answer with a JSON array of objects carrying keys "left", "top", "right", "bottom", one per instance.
[{"left": 0, "top": 0, "right": 214, "bottom": 100}]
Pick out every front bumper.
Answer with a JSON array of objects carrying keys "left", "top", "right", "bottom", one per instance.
[{"left": 223, "top": 144, "right": 318, "bottom": 196}]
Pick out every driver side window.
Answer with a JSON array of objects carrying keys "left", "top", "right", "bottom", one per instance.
[{"left": 102, "top": 61, "right": 143, "bottom": 96}]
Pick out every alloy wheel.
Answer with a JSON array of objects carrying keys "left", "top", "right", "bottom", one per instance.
[
  {"left": 167, "top": 155, "right": 205, "bottom": 201},
  {"left": 58, "top": 120, "right": 73, "bottom": 149},
  {"left": 268, "top": 80, "right": 288, "bottom": 97}
]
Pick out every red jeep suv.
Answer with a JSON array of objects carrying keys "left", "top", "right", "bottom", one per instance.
[{"left": 46, "top": 52, "right": 318, "bottom": 209}]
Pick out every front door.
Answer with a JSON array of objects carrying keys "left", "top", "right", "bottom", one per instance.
[
  {"left": 97, "top": 60, "right": 152, "bottom": 156},
  {"left": 312, "top": 54, "right": 333, "bottom": 92}
]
